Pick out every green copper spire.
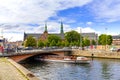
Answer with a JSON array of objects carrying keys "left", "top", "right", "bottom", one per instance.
[
  {"left": 60, "top": 21, "right": 64, "bottom": 34},
  {"left": 45, "top": 22, "right": 47, "bottom": 32}
]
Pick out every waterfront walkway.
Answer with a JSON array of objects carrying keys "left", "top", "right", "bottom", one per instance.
[
  {"left": 0, "top": 57, "right": 39, "bottom": 80},
  {"left": 73, "top": 49, "right": 120, "bottom": 59}
]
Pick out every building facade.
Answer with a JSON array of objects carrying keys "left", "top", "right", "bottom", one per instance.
[
  {"left": 112, "top": 35, "right": 120, "bottom": 45},
  {"left": 81, "top": 32, "right": 98, "bottom": 41},
  {"left": 24, "top": 22, "right": 64, "bottom": 41},
  {"left": 24, "top": 23, "right": 98, "bottom": 43}
]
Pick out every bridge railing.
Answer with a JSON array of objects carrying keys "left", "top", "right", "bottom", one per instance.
[{"left": 0, "top": 48, "right": 72, "bottom": 57}]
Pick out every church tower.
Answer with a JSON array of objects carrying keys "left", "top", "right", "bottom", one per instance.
[
  {"left": 44, "top": 22, "right": 48, "bottom": 33},
  {"left": 60, "top": 21, "right": 64, "bottom": 40},
  {"left": 40, "top": 22, "right": 48, "bottom": 41},
  {"left": 60, "top": 21, "right": 64, "bottom": 34}
]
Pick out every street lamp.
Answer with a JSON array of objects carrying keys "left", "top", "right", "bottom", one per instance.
[
  {"left": 105, "top": 28, "right": 107, "bottom": 51},
  {"left": 80, "top": 28, "right": 82, "bottom": 49}
]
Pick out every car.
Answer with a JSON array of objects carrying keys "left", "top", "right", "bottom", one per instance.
[
  {"left": 110, "top": 47, "right": 117, "bottom": 52},
  {"left": 24, "top": 47, "right": 33, "bottom": 50},
  {"left": 63, "top": 47, "right": 71, "bottom": 49},
  {"left": 117, "top": 49, "right": 120, "bottom": 52}
]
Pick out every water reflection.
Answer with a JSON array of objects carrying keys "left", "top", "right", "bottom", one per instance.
[
  {"left": 22, "top": 59, "right": 120, "bottom": 80},
  {"left": 101, "top": 62, "right": 112, "bottom": 80}
]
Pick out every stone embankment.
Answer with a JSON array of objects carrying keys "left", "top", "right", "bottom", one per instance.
[
  {"left": 72, "top": 49, "right": 120, "bottom": 59},
  {"left": 0, "top": 57, "right": 39, "bottom": 80}
]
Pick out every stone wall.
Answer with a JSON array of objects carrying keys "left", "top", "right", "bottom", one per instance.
[{"left": 72, "top": 49, "right": 120, "bottom": 59}]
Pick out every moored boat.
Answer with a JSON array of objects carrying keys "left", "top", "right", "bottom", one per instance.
[{"left": 36, "top": 56, "right": 90, "bottom": 64}]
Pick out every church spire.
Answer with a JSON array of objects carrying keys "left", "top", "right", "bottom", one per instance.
[
  {"left": 44, "top": 22, "right": 48, "bottom": 33},
  {"left": 60, "top": 21, "right": 64, "bottom": 34}
]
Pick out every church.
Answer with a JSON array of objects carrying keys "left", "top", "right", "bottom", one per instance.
[
  {"left": 23, "top": 22, "right": 65, "bottom": 41},
  {"left": 23, "top": 22, "right": 98, "bottom": 42}
]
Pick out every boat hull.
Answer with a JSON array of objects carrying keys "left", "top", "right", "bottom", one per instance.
[{"left": 39, "top": 59, "right": 90, "bottom": 64}]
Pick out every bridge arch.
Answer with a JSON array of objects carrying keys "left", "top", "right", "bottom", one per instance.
[{"left": 9, "top": 50, "right": 71, "bottom": 62}]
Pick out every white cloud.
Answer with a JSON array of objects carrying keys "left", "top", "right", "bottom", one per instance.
[
  {"left": 3, "top": 32, "right": 24, "bottom": 42},
  {"left": 91, "top": 0, "right": 120, "bottom": 22},
  {"left": 0, "top": 0, "right": 93, "bottom": 41},
  {"left": 86, "top": 22, "right": 93, "bottom": 26},
  {"left": 0, "top": 0, "right": 92, "bottom": 23},
  {"left": 75, "top": 27, "right": 97, "bottom": 33}
]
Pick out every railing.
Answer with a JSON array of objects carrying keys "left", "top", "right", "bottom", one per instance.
[{"left": 0, "top": 48, "right": 72, "bottom": 57}]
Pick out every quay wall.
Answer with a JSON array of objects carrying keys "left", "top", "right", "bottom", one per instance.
[{"left": 72, "top": 49, "right": 120, "bottom": 59}]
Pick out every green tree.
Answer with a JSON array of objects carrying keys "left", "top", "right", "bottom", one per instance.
[
  {"left": 82, "top": 40, "right": 85, "bottom": 47},
  {"left": 98, "top": 34, "right": 112, "bottom": 45},
  {"left": 37, "top": 40, "right": 44, "bottom": 47},
  {"left": 50, "top": 40, "right": 56, "bottom": 46},
  {"left": 56, "top": 41, "right": 61, "bottom": 47},
  {"left": 107, "top": 35, "right": 112, "bottom": 45},
  {"left": 98, "top": 34, "right": 106, "bottom": 45},
  {"left": 24, "top": 36, "right": 37, "bottom": 47},
  {"left": 91, "top": 39, "right": 96, "bottom": 45},
  {"left": 84, "top": 38, "right": 90, "bottom": 46},
  {"left": 44, "top": 41, "right": 49, "bottom": 47},
  {"left": 64, "top": 41, "right": 70, "bottom": 47},
  {"left": 65, "top": 30, "right": 82, "bottom": 46},
  {"left": 61, "top": 41, "right": 65, "bottom": 47},
  {"left": 48, "top": 35, "right": 62, "bottom": 45}
]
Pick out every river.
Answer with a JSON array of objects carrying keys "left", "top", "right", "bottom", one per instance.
[{"left": 22, "top": 58, "right": 120, "bottom": 80}]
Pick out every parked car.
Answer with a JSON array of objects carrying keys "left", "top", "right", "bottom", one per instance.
[
  {"left": 117, "top": 49, "right": 120, "bottom": 52},
  {"left": 110, "top": 47, "right": 117, "bottom": 52},
  {"left": 24, "top": 47, "right": 33, "bottom": 50}
]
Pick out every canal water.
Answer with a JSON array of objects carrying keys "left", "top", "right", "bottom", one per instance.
[{"left": 22, "top": 58, "right": 120, "bottom": 80}]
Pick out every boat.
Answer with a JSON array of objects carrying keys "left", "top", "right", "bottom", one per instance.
[{"left": 35, "top": 56, "right": 90, "bottom": 64}]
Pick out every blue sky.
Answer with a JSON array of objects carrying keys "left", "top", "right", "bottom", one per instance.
[{"left": 0, "top": 0, "right": 120, "bottom": 41}]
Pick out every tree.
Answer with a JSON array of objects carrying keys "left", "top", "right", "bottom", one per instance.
[
  {"left": 84, "top": 38, "right": 90, "bottom": 46},
  {"left": 61, "top": 41, "right": 65, "bottom": 47},
  {"left": 47, "top": 34, "right": 62, "bottom": 46},
  {"left": 24, "top": 36, "right": 37, "bottom": 47},
  {"left": 107, "top": 35, "right": 112, "bottom": 45},
  {"left": 56, "top": 41, "right": 61, "bottom": 47},
  {"left": 98, "top": 34, "right": 107, "bottom": 45},
  {"left": 91, "top": 39, "right": 96, "bottom": 45},
  {"left": 44, "top": 41, "right": 49, "bottom": 47},
  {"left": 65, "top": 30, "right": 82, "bottom": 46},
  {"left": 50, "top": 40, "right": 56, "bottom": 46},
  {"left": 37, "top": 40, "right": 44, "bottom": 47},
  {"left": 98, "top": 34, "right": 112, "bottom": 45},
  {"left": 64, "top": 41, "right": 70, "bottom": 47}
]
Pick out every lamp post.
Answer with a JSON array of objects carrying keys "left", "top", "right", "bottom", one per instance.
[
  {"left": 80, "top": 28, "right": 82, "bottom": 50},
  {"left": 105, "top": 28, "right": 107, "bottom": 51}
]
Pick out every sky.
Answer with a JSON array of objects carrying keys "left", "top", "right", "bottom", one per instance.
[{"left": 0, "top": 0, "right": 120, "bottom": 42}]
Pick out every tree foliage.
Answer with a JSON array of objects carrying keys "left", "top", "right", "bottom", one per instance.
[
  {"left": 91, "top": 39, "right": 96, "bottom": 45},
  {"left": 50, "top": 40, "right": 56, "bottom": 46},
  {"left": 84, "top": 38, "right": 90, "bottom": 46},
  {"left": 98, "top": 34, "right": 106, "bottom": 45},
  {"left": 37, "top": 40, "right": 44, "bottom": 47},
  {"left": 47, "top": 34, "right": 62, "bottom": 46},
  {"left": 24, "top": 36, "right": 37, "bottom": 47},
  {"left": 98, "top": 34, "right": 112, "bottom": 45},
  {"left": 65, "top": 30, "right": 82, "bottom": 46},
  {"left": 107, "top": 35, "right": 112, "bottom": 45}
]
